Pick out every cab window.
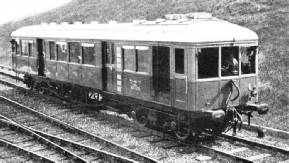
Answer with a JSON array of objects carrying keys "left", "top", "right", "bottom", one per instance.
[
  {"left": 197, "top": 47, "right": 219, "bottom": 79},
  {"left": 221, "top": 47, "right": 239, "bottom": 77},
  {"left": 241, "top": 46, "right": 256, "bottom": 74}
]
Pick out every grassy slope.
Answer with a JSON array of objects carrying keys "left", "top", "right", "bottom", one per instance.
[{"left": 0, "top": 0, "right": 288, "bottom": 130}]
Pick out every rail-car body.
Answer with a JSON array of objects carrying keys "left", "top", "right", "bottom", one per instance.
[{"left": 10, "top": 13, "right": 268, "bottom": 139}]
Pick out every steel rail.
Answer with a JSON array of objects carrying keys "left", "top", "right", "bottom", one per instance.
[
  {"left": 0, "top": 95, "right": 158, "bottom": 163},
  {"left": 0, "top": 118, "right": 87, "bottom": 162},
  {"left": 0, "top": 114, "right": 137, "bottom": 163},
  {"left": 0, "top": 137, "right": 54, "bottom": 163},
  {"left": 221, "top": 133, "right": 289, "bottom": 155}
]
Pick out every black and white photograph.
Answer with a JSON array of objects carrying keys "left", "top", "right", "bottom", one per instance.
[{"left": 0, "top": 0, "right": 288, "bottom": 162}]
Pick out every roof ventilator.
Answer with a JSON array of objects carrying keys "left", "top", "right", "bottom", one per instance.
[
  {"left": 61, "top": 22, "right": 69, "bottom": 25},
  {"left": 90, "top": 21, "right": 99, "bottom": 24},
  {"left": 73, "top": 22, "right": 82, "bottom": 25}
]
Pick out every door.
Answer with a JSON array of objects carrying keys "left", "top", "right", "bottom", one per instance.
[
  {"left": 152, "top": 46, "right": 171, "bottom": 105},
  {"left": 37, "top": 39, "right": 45, "bottom": 76},
  {"left": 173, "top": 47, "right": 188, "bottom": 109},
  {"left": 102, "top": 42, "right": 116, "bottom": 92}
]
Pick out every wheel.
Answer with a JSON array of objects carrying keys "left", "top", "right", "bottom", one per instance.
[
  {"left": 135, "top": 109, "right": 148, "bottom": 127},
  {"left": 38, "top": 87, "right": 45, "bottom": 94},
  {"left": 174, "top": 121, "right": 191, "bottom": 140},
  {"left": 26, "top": 82, "right": 34, "bottom": 90}
]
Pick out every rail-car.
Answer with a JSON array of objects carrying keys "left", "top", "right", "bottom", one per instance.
[{"left": 10, "top": 13, "right": 269, "bottom": 140}]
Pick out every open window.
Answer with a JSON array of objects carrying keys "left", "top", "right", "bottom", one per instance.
[
  {"left": 241, "top": 46, "right": 256, "bottom": 75},
  {"left": 197, "top": 47, "right": 219, "bottom": 79},
  {"left": 56, "top": 42, "right": 67, "bottom": 61},
  {"left": 68, "top": 42, "right": 80, "bottom": 63},
  {"left": 221, "top": 47, "right": 239, "bottom": 77}
]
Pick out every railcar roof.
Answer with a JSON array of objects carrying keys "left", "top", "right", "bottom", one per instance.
[{"left": 11, "top": 17, "right": 258, "bottom": 44}]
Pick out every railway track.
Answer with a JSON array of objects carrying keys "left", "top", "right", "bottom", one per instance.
[
  {"left": 0, "top": 116, "right": 86, "bottom": 162},
  {"left": 0, "top": 96, "right": 157, "bottom": 163},
  {"left": 0, "top": 68, "right": 289, "bottom": 162}
]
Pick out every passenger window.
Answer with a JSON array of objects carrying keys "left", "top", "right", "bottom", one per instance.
[
  {"left": 49, "top": 41, "right": 56, "bottom": 60},
  {"left": 56, "top": 42, "right": 67, "bottom": 61},
  {"left": 221, "top": 47, "right": 239, "bottom": 77},
  {"left": 82, "top": 43, "right": 95, "bottom": 65},
  {"left": 175, "top": 48, "right": 184, "bottom": 74},
  {"left": 69, "top": 42, "right": 80, "bottom": 63},
  {"left": 241, "top": 46, "right": 256, "bottom": 74},
  {"left": 21, "top": 40, "right": 29, "bottom": 56},
  {"left": 136, "top": 46, "right": 150, "bottom": 73},
  {"left": 28, "top": 41, "right": 33, "bottom": 57},
  {"left": 123, "top": 46, "right": 135, "bottom": 71},
  {"left": 197, "top": 47, "right": 219, "bottom": 79}
]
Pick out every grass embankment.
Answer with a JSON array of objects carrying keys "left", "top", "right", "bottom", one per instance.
[{"left": 0, "top": 0, "right": 288, "bottom": 130}]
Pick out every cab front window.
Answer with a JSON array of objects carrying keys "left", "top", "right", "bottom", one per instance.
[{"left": 221, "top": 47, "right": 239, "bottom": 77}]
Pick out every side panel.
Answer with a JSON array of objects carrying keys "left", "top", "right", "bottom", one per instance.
[
  {"left": 16, "top": 56, "right": 29, "bottom": 73},
  {"left": 68, "top": 63, "right": 82, "bottom": 85},
  {"left": 56, "top": 62, "right": 69, "bottom": 82},
  {"left": 196, "top": 81, "right": 219, "bottom": 111},
  {"left": 122, "top": 72, "right": 151, "bottom": 101},
  {"left": 81, "top": 66, "right": 102, "bottom": 89},
  {"left": 45, "top": 60, "right": 57, "bottom": 79},
  {"left": 29, "top": 57, "right": 38, "bottom": 75}
]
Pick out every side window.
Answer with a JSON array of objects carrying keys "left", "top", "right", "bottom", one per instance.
[
  {"left": 241, "top": 46, "right": 256, "bottom": 74},
  {"left": 82, "top": 43, "right": 95, "bottom": 65},
  {"left": 56, "top": 42, "right": 67, "bottom": 61},
  {"left": 49, "top": 41, "right": 56, "bottom": 60},
  {"left": 28, "top": 41, "right": 33, "bottom": 57},
  {"left": 69, "top": 42, "right": 80, "bottom": 63},
  {"left": 221, "top": 47, "right": 239, "bottom": 77},
  {"left": 123, "top": 46, "right": 135, "bottom": 71},
  {"left": 136, "top": 46, "right": 150, "bottom": 73},
  {"left": 197, "top": 47, "right": 219, "bottom": 79},
  {"left": 103, "top": 42, "right": 115, "bottom": 64},
  {"left": 175, "top": 48, "right": 185, "bottom": 74},
  {"left": 21, "top": 40, "right": 29, "bottom": 56}
]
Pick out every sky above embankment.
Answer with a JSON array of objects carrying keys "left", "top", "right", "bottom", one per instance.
[{"left": 0, "top": 0, "right": 72, "bottom": 25}]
